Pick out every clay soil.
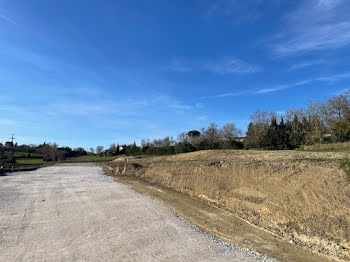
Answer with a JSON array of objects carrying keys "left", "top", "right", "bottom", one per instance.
[{"left": 105, "top": 150, "right": 350, "bottom": 261}]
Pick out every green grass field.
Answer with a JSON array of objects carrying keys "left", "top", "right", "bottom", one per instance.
[
  {"left": 64, "top": 155, "right": 119, "bottom": 162},
  {"left": 16, "top": 158, "right": 44, "bottom": 164},
  {"left": 14, "top": 152, "right": 43, "bottom": 158}
]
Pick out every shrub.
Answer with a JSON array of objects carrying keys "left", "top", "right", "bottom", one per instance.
[
  {"left": 339, "top": 158, "right": 350, "bottom": 182},
  {"left": 296, "top": 145, "right": 305, "bottom": 151}
]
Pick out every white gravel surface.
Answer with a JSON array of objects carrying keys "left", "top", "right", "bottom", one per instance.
[{"left": 0, "top": 165, "right": 274, "bottom": 262}]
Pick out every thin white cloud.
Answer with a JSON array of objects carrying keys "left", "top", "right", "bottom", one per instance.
[
  {"left": 215, "top": 90, "right": 250, "bottom": 98},
  {"left": 205, "top": 0, "right": 281, "bottom": 23},
  {"left": 213, "top": 80, "right": 313, "bottom": 97},
  {"left": 167, "top": 57, "right": 260, "bottom": 75},
  {"left": 316, "top": 0, "right": 342, "bottom": 10},
  {"left": 0, "top": 45, "right": 59, "bottom": 71},
  {"left": 0, "top": 13, "right": 16, "bottom": 25},
  {"left": 316, "top": 72, "right": 350, "bottom": 82},
  {"left": 204, "top": 58, "right": 261, "bottom": 74},
  {"left": 52, "top": 103, "right": 109, "bottom": 116},
  {"left": 152, "top": 95, "right": 193, "bottom": 111},
  {"left": 255, "top": 73, "right": 350, "bottom": 94},
  {"left": 167, "top": 58, "right": 193, "bottom": 72},
  {"left": 206, "top": 0, "right": 262, "bottom": 21},
  {"left": 50, "top": 94, "right": 196, "bottom": 117},
  {"left": 272, "top": 0, "right": 350, "bottom": 56},
  {"left": 256, "top": 80, "right": 312, "bottom": 94},
  {"left": 213, "top": 71, "right": 350, "bottom": 98},
  {"left": 195, "top": 102, "right": 204, "bottom": 109},
  {"left": 197, "top": 115, "right": 207, "bottom": 121},
  {"left": 288, "top": 59, "right": 326, "bottom": 71}
]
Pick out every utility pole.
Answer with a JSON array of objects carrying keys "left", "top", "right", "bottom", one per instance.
[{"left": 10, "top": 134, "right": 16, "bottom": 145}]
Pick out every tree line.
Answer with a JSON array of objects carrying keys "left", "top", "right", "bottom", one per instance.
[
  {"left": 117, "top": 89, "right": 350, "bottom": 155},
  {"left": 3, "top": 90, "right": 350, "bottom": 161},
  {"left": 117, "top": 123, "right": 244, "bottom": 156},
  {"left": 0, "top": 142, "right": 88, "bottom": 163},
  {"left": 245, "top": 90, "right": 350, "bottom": 149}
]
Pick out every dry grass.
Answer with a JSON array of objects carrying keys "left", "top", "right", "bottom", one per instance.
[
  {"left": 304, "top": 141, "right": 350, "bottom": 152},
  {"left": 107, "top": 150, "right": 350, "bottom": 261}
]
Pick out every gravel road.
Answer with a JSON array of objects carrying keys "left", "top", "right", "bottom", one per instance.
[{"left": 0, "top": 165, "right": 273, "bottom": 262}]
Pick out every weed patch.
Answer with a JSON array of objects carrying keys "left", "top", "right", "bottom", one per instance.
[{"left": 340, "top": 158, "right": 350, "bottom": 182}]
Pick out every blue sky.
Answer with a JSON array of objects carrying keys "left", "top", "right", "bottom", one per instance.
[{"left": 0, "top": 0, "right": 350, "bottom": 149}]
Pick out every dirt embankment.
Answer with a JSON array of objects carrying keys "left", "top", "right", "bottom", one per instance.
[
  {"left": 0, "top": 165, "right": 270, "bottom": 262},
  {"left": 107, "top": 150, "right": 350, "bottom": 261}
]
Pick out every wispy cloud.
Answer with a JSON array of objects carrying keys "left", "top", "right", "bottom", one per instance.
[
  {"left": 167, "top": 57, "right": 260, "bottom": 75},
  {"left": 256, "top": 80, "right": 312, "bottom": 94},
  {"left": 315, "top": 72, "right": 350, "bottom": 82},
  {"left": 316, "top": 0, "right": 343, "bottom": 10},
  {"left": 205, "top": 0, "right": 280, "bottom": 23},
  {"left": 167, "top": 58, "right": 193, "bottom": 72},
  {"left": 51, "top": 103, "right": 110, "bottom": 116},
  {"left": 213, "top": 71, "right": 350, "bottom": 98},
  {"left": 49, "top": 94, "right": 196, "bottom": 117},
  {"left": 0, "top": 13, "right": 16, "bottom": 25},
  {"left": 207, "top": 0, "right": 262, "bottom": 21},
  {"left": 0, "top": 44, "right": 60, "bottom": 71},
  {"left": 214, "top": 90, "right": 250, "bottom": 98},
  {"left": 152, "top": 95, "right": 193, "bottom": 112},
  {"left": 211, "top": 80, "right": 313, "bottom": 97},
  {"left": 288, "top": 59, "right": 326, "bottom": 71},
  {"left": 197, "top": 115, "right": 207, "bottom": 121},
  {"left": 272, "top": 0, "right": 350, "bottom": 56},
  {"left": 195, "top": 102, "right": 204, "bottom": 109},
  {"left": 203, "top": 58, "right": 261, "bottom": 74}
]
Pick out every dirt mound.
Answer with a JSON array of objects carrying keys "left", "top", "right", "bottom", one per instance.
[{"left": 109, "top": 150, "right": 350, "bottom": 261}]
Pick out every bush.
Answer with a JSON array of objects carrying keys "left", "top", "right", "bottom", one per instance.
[
  {"left": 339, "top": 158, "right": 350, "bottom": 182},
  {"left": 296, "top": 145, "right": 305, "bottom": 151}
]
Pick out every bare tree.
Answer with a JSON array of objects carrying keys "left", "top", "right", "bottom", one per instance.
[
  {"left": 286, "top": 108, "right": 306, "bottom": 123},
  {"left": 41, "top": 143, "right": 59, "bottom": 162},
  {"left": 324, "top": 93, "right": 350, "bottom": 141},
  {"left": 89, "top": 148, "right": 95, "bottom": 154},
  {"left": 306, "top": 102, "right": 327, "bottom": 143},
  {"left": 251, "top": 111, "right": 275, "bottom": 131},
  {"left": 140, "top": 139, "right": 149, "bottom": 148},
  {"left": 177, "top": 132, "right": 189, "bottom": 144},
  {"left": 221, "top": 123, "right": 241, "bottom": 141},
  {"left": 96, "top": 146, "right": 104, "bottom": 154},
  {"left": 202, "top": 123, "right": 221, "bottom": 148},
  {"left": 325, "top": 94, "right": 350, "bottom": 121},
  {"left": 161, "top": 136, "right": 171, "bottom": 147},
  {"left": 249, "top": 111, "right": 275, "bottom": 146},
  {"left": 108, "top": 144, "right": 117, "bottom": 155},
  {"left": 153, "top": 139, "right": 162, "bottom": 148}
]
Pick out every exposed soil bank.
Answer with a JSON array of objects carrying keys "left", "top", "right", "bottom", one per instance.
[
  {"left": 0, "top": 165, "right": 272, "bottom": 262},
  {"left": 105, "top": 150, "right": 350, "bottom": 261}
]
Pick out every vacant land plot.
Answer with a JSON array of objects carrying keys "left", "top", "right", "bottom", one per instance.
[
  {"left": 107, "top": 150, "right": 350, "bottom": 261},
  {"left": 0, "top": 165, "right": 271, "bottom": 262},
  {"left": 304, "top": 141, "right": 350, "bottom": 152}
]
